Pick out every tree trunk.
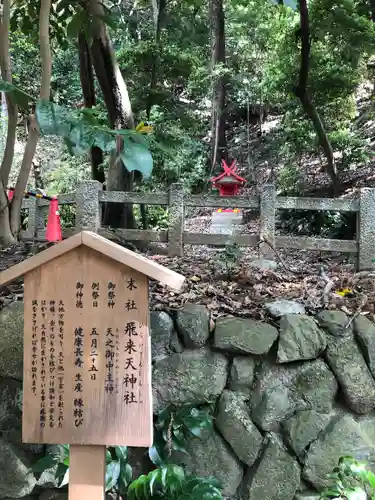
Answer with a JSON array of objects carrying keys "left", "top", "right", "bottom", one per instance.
[
  {"left": 0, "top": 180, "right": 14, "bottom": 246},
  {"left": 85, "top": 0, "right": 136, "bottom": 229},
  {"left": 0, "top": 0, "right": 17, "bottom": 190},
  {"left": 209, "top": 0, "right": 227, "bottom": 171},
  {"left": 0, "top": 0, "right": 18, "bottom": 245},
  {"left": 78, "top": 31, "right": 105, "bottom": 183},
  {"left": 146, "top": 0, "right": 166, "bottom": 119},
  {"left": 10, "top": 0, "right": 52, "bottom": 238},
  {"left": 0, "top": 0, "right": 16, "bottom": 246},
  {"left": 294, "top": 0, "right": 338, "bottom": 194},
  {"left": 369, "top": 0, "right": 375, "bottom": 92}
]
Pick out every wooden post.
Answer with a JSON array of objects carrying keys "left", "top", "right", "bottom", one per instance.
[
  {"left": 259, "top": 183, "right": 276, "bottom": 260},
  {"left": 69, "top": 445, "right": 106, "bottom": 500},
  {"left": 168, "top": 183, "right": 184, "bottom": 257},
  {"left": 75, "top": 181, "right": 103, "bottom": 233},
  {"left": 357, "top": 187, "right": 375, "bottom": 271}
]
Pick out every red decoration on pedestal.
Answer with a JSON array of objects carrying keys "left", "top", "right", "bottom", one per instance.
[
  {"left": 210, "top": 159, "right": 246, "bottom": 196},
  {"left": 46, "top": 196, "right": 62, "bottom": 242}
]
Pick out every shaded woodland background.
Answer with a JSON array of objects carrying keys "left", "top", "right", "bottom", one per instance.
[{"left": 2, "top": 0, "right": 375, "bottom": 243}]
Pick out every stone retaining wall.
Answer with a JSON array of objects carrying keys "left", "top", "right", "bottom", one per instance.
[{"left": 2, "top": 300, "right": 375, "bottom": 499}]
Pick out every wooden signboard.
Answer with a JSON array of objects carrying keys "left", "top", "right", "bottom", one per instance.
[{"left": 0, "top": 231, "right": 185, "bottom": 500}]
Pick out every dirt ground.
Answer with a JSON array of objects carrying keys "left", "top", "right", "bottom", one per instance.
[{"left": 1, "top": 232, "right": 374, "bottom": 323}]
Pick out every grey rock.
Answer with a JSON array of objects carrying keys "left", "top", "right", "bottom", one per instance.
[
  {"left": 325, "top": 336, "right": 375, "bottom": 414},
  {"left": 2, "top": 497, "right": 36, "bottom": 500},
  {"left": 251, "top": 362, "right": 292, "bottom": 431},
  {"left": 169, "top": 330, "right": 184, "bottom": 353},
  {"left": 316, "top": 310, "right": 351, "bottom": 336},
  {"left": 215, "top": 390, "right": 263, "bottom": 466},
  {"left": 0, "top": 438, "right": 36, "bottom": 498},
  {"left": 292, "top": 360, "right": 338, "bottom": 414},
  {"left": 251, "top": 359, "right": 337, "bottom": 431},
  {"left": 266, "top": 300, "right": 306, "bottom": 318},
  {"left": 229, "top": 356, "right": 256, "bottom": 394},
  {"left": 36, "top": 470, "right": 59, "bottom": 489},
  {"left": 242, "top": 435, "right": 300, "bottom": 500},
  {"left": 152, "top": 349, "right": 228, "bottom": 411},
  {"left": 171, "top": 428, "right": 243, "bottom": 496},
  {"left": 214, "top": 318, "right": 279, "bottom": 355},
  {"left": 0, "top": 378, "right": 22, "bottom": 430},
  {"left": 0, "top": 302, "right": 24, "bottom": 380},
  {"left": 282, "top": 410, "right": 332, "bottom": 459},
  {"left": 303, "top": 415, "right": 375, "bottom": 490},
  {"left": 294, "top": 493, "right": 321, "bottom": 500},
  {"left": 150, "top": 311, "right": 177, "bottom": 361},
  {"left": 39, "top": 490, "right": 68, "bottom": 500},
  {"left": 354, "top": 315, "right": 375, "bottom": 378},
  {"left": 277, "top": 315, "right": 326, "bottom": 363},
  {"left": 249, "top": 259, "right": 278, "bottom": 271},
  {"left": 176, "top": 303, "right": 210, "bottom": 347}
]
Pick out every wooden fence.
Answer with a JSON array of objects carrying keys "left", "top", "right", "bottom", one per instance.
[{"left": 21, "top": 181, "right": 375, "bottom": 270}]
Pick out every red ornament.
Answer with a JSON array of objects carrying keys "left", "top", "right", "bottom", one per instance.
[{"left": 210, "top": 159, "right": 246, "bottom": 196}]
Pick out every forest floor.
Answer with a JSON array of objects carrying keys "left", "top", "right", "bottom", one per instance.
[{"left": 1, "top": 223, "right": 374, "bottom": 322}]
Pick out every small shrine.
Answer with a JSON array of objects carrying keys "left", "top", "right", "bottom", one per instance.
[
  {"left": 210, "top": 159, "right": 246, "bottom": 196},
  {"left": 209, "top": 159, "right": 246, "bottom": 237}
]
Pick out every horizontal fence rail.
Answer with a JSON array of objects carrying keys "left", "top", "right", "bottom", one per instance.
[{"left": 20, "top": 181, "right": 374, "bottom": 270}]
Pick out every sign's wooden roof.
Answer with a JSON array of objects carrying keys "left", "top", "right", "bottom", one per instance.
[{"left": 0, "top": 231, "right": 185, "bottom": 290}]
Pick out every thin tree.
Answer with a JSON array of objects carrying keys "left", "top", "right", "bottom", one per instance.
[
  {"left": 209, "top": 0, "right": 227, "bottom": 172},
  {"left": 294, "top": 0, "right": 338, "bottom": 194},
  {"left": 0, "top": 0, "right": 52, "bottom": 245}
]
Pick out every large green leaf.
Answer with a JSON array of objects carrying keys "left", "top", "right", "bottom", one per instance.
[
  {"left": 120, "top": 139, "right": 153, "bottom": 179},
  {"left": 148, "top": 445, "right": 165, "bottom": 467},
  {"left": 115, "top": 446, "right": 128, "bottom": 461},
  {"left": 36, "top": 99, "right": 72, "bottom": 136},
  {"left": 55, "top": 462, "right": 69, "bottom": 486},
  {"left": 118, "top": 460, "right": 133, "bottom": 495},
  {"left": 31, "top": 454, "right": 58, "bottom": 473},
  {"left": 105, "top": 460, "right": 121, "bottom": 491},
  {"left": 59, "top": 468, "right": 70, "bottom": 488},
  {"left": 127, "top": 474, "right": 150, "bottom": 500},
  {"left": 0, "top": 80, "right": 32, "bottom": 110}
]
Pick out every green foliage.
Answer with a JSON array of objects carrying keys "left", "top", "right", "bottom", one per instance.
[
  {"left": 320, "top": 456, "right": 375, "bottom": 499},
  {"left": 32, "top": 445, "right": 132, "bottom": 493},
  {"left": 128, "top": 465, "right": 223, "bottom": 500},
  {"left": 30, "top": 405, "right": 220, "bottom": 500},
  {"left": 149, "top": 405, "right": 214, "bottom": 466},
  {"left": 216, "top": 243, "right": 243, "bottom": 279},
  {"left": 328, "top": 129, "right": 370, "bottom": 171}
]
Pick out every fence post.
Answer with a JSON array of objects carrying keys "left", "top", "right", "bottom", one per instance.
[
  {"left": 357, "top": 188, "right": 375, "bottom": 271},
  {"left": 259, "top": 183, "right": 276, "bottom": 260},
  {"left": 75, "top": 181, "right": 103, "bottom": 233},
  {"left": 168, "top": 183, "right": 184, "bottom": 257}
]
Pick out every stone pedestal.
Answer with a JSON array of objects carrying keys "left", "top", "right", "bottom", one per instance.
[{"left": 210, "top": 211, "right": 243, "bottom": 235}]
